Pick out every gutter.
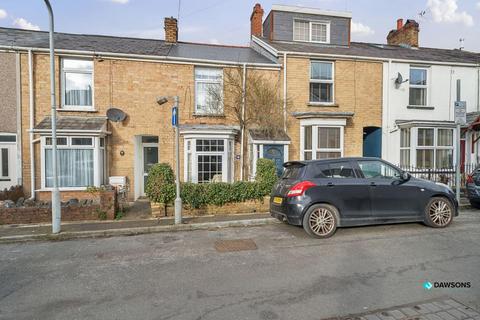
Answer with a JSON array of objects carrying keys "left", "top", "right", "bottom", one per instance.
[{"left": 0, "top": 45, "right": 282, "bottom": 69}]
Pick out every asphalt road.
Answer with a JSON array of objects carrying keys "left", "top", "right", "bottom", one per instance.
[{"left": 0, "top": 210, "right": 479, "bottom": 320}]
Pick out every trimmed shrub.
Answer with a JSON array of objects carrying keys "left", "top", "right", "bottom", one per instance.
[
  {"left": 145, "top": 163, "right": 176, "bottom": 204},
  {"left": 255, "top": 158, "right": 278, "bottom": 193}
]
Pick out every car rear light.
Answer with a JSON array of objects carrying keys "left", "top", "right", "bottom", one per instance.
[
  {"left": 467, "top": 175, "right": 474, "bottom": 184},
  {"left": 287, "top": 181, "right": 316, "bottom": 197}
]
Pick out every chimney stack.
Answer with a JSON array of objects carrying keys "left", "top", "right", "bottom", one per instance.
[
  {"left": 387, "top": 18, "right": 419, "bottom": 47},
  {"left": 164, "top": 17, "right": 178, "bottom": 43},
  {"left": 250, "top": 3, "right": 264, "bottom": 38}
]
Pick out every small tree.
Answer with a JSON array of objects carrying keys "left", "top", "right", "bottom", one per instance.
[
  {"left": 145, "top": 163, "right": 175, "bottom": 205},
  {"left": 255, "top": 158, "right": 278, "bottom": 194}
]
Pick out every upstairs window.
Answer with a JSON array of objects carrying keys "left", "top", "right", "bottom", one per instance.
[
  {"left": 294, "top": 20, "right": 330, "bottom": 43},
  {"left": 195, "top": 68, "right": 223, "bottom": 115},
  {"left": 61, "top": 59, "right": 94, "bottom": 109},
  {"left": 409, "top": 67, "right": 428, "bottom": 106},
  {"left": 310, "top": 61, "right": 334, "bottom": 103}
]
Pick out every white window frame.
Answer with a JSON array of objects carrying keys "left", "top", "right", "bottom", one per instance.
[
  {"left": 300, "top": 119, "right": 345, "bottom": 161},
  {"left": 293, "top": 19, "right": 331, "bottom": 43},
  {"left": 402, "top": 127, "right": 455, "bottom": 169},
  {"left": 61, "top": 58, "right": 95, "bottom": 111},
  {"left": 0, "top": 148, "right": 9, "bottom": 180},
  {"left": 194, "top": 67, "right": 224, "bottom": 115},
  {"left": 183, "top": 136, "right": 233, "bottom": 183},
  {"left": 309, "top": 61, "right": 335, "bottom": 104},
  {"left": 409, "top": 66, "right": 429, "bottom": 107},
  {"left": 40, "top": 136, "right": 105, "bottom": 190},
  {"left": 399, "top": 128, "right": 411, "bottom": 167}
]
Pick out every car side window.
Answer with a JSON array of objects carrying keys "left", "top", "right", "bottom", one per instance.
[
  {"left": 326, "top": 162, "right": 356, "bottom": 179},
  {"left": 357, "top": 160, "right": 400, "bottom": 179}
]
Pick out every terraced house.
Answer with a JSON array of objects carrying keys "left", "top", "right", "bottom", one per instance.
[
  {"left": 250, "top": 4, "right": 480, "bottom": 173},
  {"left": 0, "top": 20, "right": 280, "bottom": 201}
]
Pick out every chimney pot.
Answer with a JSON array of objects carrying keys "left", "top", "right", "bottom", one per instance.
[
  {"left": 250, "top": 3, "right": 264, "bottom": 38},
  {"left": 397, "top": 18, "right": 403, "bottom": 30},
  {"left": 164, "top": 17, "right": 178, "bottom": 43}
]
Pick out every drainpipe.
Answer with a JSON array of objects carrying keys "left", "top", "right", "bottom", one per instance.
[
  {"left": 240, "top": 63, "right": 246, "bottom": 181},
  {"left": 283, "top": 53, "right": 287, "bottom": 131},
  {"left": 386, "top": 59, "right": 391, "bottom": 161},
  {"left": 15, "top": 52, "right": 22, "bottom": 186},
  {"left": 28, "top": 49, "right": 35, "bottom": 199}
]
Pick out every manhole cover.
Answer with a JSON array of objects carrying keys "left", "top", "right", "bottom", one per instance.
[{"left": 214, "top": 239, "right": 257, "bottom": 252}]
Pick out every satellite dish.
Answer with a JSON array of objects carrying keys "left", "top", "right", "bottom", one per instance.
[
  {"left": 395, "top": 72, "right": 408, "bottom": 86},
  {"left": 106, "top": 108, "right": 127, "bottom": 122}
]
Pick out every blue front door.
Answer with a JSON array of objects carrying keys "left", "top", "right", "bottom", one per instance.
[
  {"left": 363, "top": 127, "right": 382, "bottom": 158},
  {"left": 263, "top": 145, "right": 284, "bottom": 176}
]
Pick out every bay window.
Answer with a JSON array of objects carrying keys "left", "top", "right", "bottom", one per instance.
[
  {"left": 42, "top": 136, "right": 105, "bottom": 189},
  {"left": 61, "top": 59, "right": 94, "bottom": 109},
  {"left": 302, "top": 124, "right": 343, "bottom": 160},
  {"left": 195, "top": 68, "right": 223, "bottom": 115},
  {"left": 399, "top": 127, "right": 454, "bottom": 169},
  {"left": 310, "top": 61, "right": 334, "bottom": 104},
  {"left": 184, "top": 137, "right": 233, "bottom": 183},
  {"left": 409, "top": 67, "right": 428, "bottom": 106}
]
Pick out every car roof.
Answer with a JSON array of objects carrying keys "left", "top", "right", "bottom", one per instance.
[{"left": 284, "top": 157, "right": 381, "bottom": 167}]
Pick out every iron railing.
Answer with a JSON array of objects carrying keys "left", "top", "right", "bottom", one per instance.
[{"left": 398, "top": 163, "right": 478, "bottom": 188}]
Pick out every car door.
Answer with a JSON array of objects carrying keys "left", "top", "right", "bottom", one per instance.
[
  {"left": 355, "top": 159, "right": 420, "bottom": 218},
  {"left": 309, "top": 160, "right": 371, "bottom": 220}
]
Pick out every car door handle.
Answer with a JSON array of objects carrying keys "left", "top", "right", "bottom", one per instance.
[
  {"left": 327, "top": 182, "right": 334, "bottom": 187},
  {"left": 370, "top": 182, "right": 377, "bottom": 187}
]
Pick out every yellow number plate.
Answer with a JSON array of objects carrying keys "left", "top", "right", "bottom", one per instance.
[{"left": 273, "top": 197, "right": 283, "bottom": 204}]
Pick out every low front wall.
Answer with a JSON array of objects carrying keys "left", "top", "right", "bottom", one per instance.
[
  {"left": 151, "top": 196, "right": 270, "bottom": 217},
  {"left": 36, "top": 190, "right": 103, "bottom": 202},
  {"left": 0, "top": 191, "right": 116, "bottom": 225}
]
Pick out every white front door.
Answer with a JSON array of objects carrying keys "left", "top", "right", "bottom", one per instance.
[
  {"left": 0, "top": 136, "right": 17, "bottom": 190},
  {"left": 140, "top": 136, "right": 159, "bottom": 197}
]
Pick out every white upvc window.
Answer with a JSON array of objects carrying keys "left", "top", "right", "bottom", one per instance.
[
  {"left": 301, "top": 123, "right": 344, "bottom": 160},
  {"left": 195, "top": 67, "right": 223, "bottom": 115},
  {"left": 184, "top": 137, "right": 233, "bottom": 183},
  {"left": 310, "top": 61, "right": 334, "bottom": 104},
  {"left": 61, "top": 59, "right": 94, "bottom": 110},
  {"left": 409, "top": 67, "right": 428, "bottom": 106},
  {"left": 41, "top": 136, "right": 105, "bottom": 189},
  {"left": 0, "top": 148, "right": 9, "bottom": 180},
  {"left": 294, "top": 20, "right": 330, "bottom": 43},
  {"left": 0, "top": 134, "right": 17, "bottom": 183},
  {"left": 400, "top": 127, "right": 454, "bottom": 169}
]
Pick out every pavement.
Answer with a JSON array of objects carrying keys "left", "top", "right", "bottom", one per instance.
[
  {"left": 0, "top": 209, "right": 479, "bottom": 320},
  {"left": 0, "top": 212, "right": 275, "bottom": 243}
]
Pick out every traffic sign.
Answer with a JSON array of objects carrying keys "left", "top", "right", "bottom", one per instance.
[{"left": 454, "top": 101, "right": 466, "bottom": 125}]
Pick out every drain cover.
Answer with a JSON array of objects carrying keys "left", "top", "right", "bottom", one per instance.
[{"left": 214, "top": 239, "right": 257, "bottom": 252}]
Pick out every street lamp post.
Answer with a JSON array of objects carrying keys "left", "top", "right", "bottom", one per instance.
[
  {"left": 44, "top": 0, "right": 61, "bottom": 233},
  {"left": 157, "top": 96, "right": 182, "bottom": 224}
]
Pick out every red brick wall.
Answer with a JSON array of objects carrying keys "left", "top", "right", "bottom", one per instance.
[{"left": 0, "top": 191, "right": 116, "bottom": 225}]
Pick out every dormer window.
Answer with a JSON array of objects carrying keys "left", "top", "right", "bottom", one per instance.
[{"left": 294, "top": 20, "right": 330, "bottom": 43}]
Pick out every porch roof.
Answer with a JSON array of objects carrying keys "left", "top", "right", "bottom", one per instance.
[
  {"left": 33, "top": 116, "right": 108, "bottom": 134},
  {"left": 248, "top": 129, "right": 290, "bottom": 142}
]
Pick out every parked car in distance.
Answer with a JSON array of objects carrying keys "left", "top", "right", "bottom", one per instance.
[
  {"left": 270, "top": 157, "right": 458, "bottom": 238},
  {"left": 466, "top": 166, "right": 480, "bottom": 208}
]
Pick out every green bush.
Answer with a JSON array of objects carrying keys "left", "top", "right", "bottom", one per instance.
[
  {"left": 255, "top": 158, "right": 278, "bottom": 193},
  {"left": 145, "top": 163, "right": 176, "bottom": 204},
  {"left": 144, "top": 161, "right": 276, "bottom": 209}
]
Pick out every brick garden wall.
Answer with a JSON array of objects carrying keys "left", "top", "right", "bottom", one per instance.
[{"left": 0, "top": 191, "right": 116, "bottom": 225}]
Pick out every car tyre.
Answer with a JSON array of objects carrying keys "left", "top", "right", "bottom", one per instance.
[
  {"left": 424, "top": 197, "right": 454, "bottom": 228},
  {"left": 303, "top": 204, "right": 338, "bottom": 238}
]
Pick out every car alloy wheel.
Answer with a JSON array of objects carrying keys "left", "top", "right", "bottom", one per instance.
[
  {"left": 303, "top": 204, "right": 338, "bottom": 238},
  {"left": 427, "top": 198, "right": 452, "bottom": 227}
]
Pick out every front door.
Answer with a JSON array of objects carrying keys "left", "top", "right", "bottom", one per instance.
[
  {"left": 0, "top": 137, "right": 17, "bottom": 190},
  {"left": 363, "top": 127, "right": 382, "bottom": 158},
  {"left": 141, "top": 137, "right": 159, "bottom": 196},
  {"left": 263, "top": 144, "right": 284, "bottom": 176}
]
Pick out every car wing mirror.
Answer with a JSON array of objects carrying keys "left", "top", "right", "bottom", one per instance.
[{"left": 400, "top": 171, "right": 410, "bottom": 181}]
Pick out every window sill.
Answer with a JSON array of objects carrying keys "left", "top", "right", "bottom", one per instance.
[
  {"left": 59, "top": 107, "right": 98, "bottom": 113},
  {"left": 308, "top": 102, "right": 339, "bottom": 107},
  {"left": 407, "top": 105, "right": 434, "bottom": 110},
  {"left": 193, "top": 113, "right": 226, "bottom": 118}
]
